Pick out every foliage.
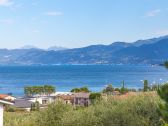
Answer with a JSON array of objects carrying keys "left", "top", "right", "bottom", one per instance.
[
  {"left": 114, "top": 88, "right": 120, "bottom": 92},
  {"left": 31, "top": 101, "right": 40, "bottom": 111},
  {"left": 4, "top": 92, "right": 161, "bottom": 126},
  {"left": 4, "top": 112, "right": 37, "bottom": 126},
  {"left": 89, "top": 92, "right": 101, "bottom": 99},
  {"left": 143, "top": 80, "right": 149, "bottom": 92},
  {"left": 120, "top": 87, "right": 128, "bottom": 94},
  {"left": 165, "top": 61, "right": 168, "bottom": 69},
  {"left": 24, "top": 85, "right": 55, "bottom": 96},
  {"left": 71, "top": 86, "right": 90, "bottom": 93},
  {"left": 120, "top": 81, "right": 129, "bottom": 94},
  {"left": 102, "top": 84, "right": 114, "bottom": 94},
  {"left": 158, "top": 83, "right": 168, "bottom": 123}
]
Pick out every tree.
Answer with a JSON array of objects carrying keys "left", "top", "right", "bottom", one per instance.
[
  {"left": 103, "top": 84, "right": 114, "bottom": 94},
  {"left": 80, "top": 86, "right": 90, "bottom": 93},
  {"left": 89, "top": 93, "right": 101, "bottom": 100},
  {"left": 157, "top": 61, "right": 168, "bottom": 123},
  {"left": 143, "top": 80, "right": 148, "bottom": 92},
  {"left": 71, "top": 88, "right": 81, "bottom": 93},
  {"left": 24, "top": 85, "right": 55, "bottom": 97},
  {"left": 158, "top": 83, "right": 168, "bottom": 123},
  {"left": 120, "top": 81, "right": 128, "bottom": 94},
  {"left": 165, "top": 61, "right": 168, "bottom": 69},
  {"left": 44, "top": 85, "right": 55, "bottom": 96},
  {"left": 71, "top": 87, "right": 90, "bottom": 93}
]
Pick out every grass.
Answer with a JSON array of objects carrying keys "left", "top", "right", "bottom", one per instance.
[{"left": 4, "top": 92, "right": 162, "bottom": 126}]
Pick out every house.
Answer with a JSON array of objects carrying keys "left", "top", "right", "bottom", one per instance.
[
  {"left": 13, "top": 98, "right": 33, "bottom": 111},
  {"left": 57, "top": 94, "right": 74, "bottom": 104},
  {"left": 112, "top": 91, "right": 121, "bottom": 96},
  {"left": 0, "top": 99, "right": 13, "bottom": 126},
  {"left": 27, "top": 96, "right": 55, "bottom": 105},
  {"left": 73, "top": 93, "right": 90, "bottom": 107},
  {"left": 0, "top": 94, "right": 16, "bottom": 101}
]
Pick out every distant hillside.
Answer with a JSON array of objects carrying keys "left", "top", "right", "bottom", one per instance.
[
  {"left": 47, "top": 46, "right": 68, "bottom": 51},
  {"left": 0, "top": 36, "right": 168, "bottom": 65}
]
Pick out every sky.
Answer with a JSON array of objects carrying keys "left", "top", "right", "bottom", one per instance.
[{"left": 0, "top": 0, "right": 168, "bottom": 49}]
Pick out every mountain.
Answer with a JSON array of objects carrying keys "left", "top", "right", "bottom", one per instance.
[
  {"left": 0, "top": 35, "right": 168, "bottom": 65},
  {"left": 21, "top": 45, "right": 39, "bottom": 49},
  {"left": 132, "top": 35, "right": 168, "bottom": 47},
  {"left": 47, "top": 46, "right": 68, "bottom": 51}
]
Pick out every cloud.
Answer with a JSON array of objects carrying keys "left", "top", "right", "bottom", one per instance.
[
  {"left": 145, "top": 9, "right": 161, "bottom": 17},
  {"left": 0, "top": 0, "right": 13, "bottom": 6},
  {"left": 155, "top": 30, "right": 168, "bottom": 36},
  {"left": 44, "top": 11, "right": 63, "bottom": 16}
]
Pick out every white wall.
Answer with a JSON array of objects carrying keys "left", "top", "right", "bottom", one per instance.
[{"left": 0, "top": 104, "right": 3, "bottom": 126}]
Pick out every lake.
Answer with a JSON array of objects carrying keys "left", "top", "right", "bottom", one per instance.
[{"left": 0, "top": 65, "right": 168, "bottom": 96}]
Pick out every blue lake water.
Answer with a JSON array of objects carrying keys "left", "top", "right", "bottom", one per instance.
[{"left": 0, "top": 65, "right": 168, "bottom": 96}]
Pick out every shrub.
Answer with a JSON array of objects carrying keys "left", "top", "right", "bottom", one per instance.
[{"left": 4, "top": 92, "right": 161, "bottom": 126}]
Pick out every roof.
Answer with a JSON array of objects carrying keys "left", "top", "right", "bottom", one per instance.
[
  {"left": 57, "top": 94, "right": 74, "bottom": 100},
  {"left": 73, "top": 93, "right": 90, "bottom": 98},
  {"left": 0, "top": 94, "right": 9, "bottom": 99},
  {"left": 0, "top": 98, "right": 14, "bottom": 105},
  {"left": 14, "top": 99, "right": 33, "bottom": 108}
]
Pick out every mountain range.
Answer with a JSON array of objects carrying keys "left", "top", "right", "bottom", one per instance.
[{"left": 0, "top": 35, "right": 168, "bottom": 65}]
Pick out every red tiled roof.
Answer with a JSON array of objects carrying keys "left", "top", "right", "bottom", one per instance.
[{"left": 0, "top": 94, "right": 9, "bottom": 99}]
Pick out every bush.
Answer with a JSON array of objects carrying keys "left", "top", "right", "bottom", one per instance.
[{"left": 4, "top": 92, "right": 161, "bottom": 126}]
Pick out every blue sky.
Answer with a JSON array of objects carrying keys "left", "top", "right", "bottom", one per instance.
[{"left": 0, "top": 0, "right": 168, "bottom": 49}]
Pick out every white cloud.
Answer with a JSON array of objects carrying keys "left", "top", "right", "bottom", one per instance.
[
  {"left": 0, "top": 19, "right": 14, "bottom": 24},
  {"left": 155, "top": 30, "right": 168, "bottom": 36},
  {"left": 44, "top": 11, "right": 63, "bottom": 16},
  {"left": 0, "top": 0, "right": 13, "bottom": 6},
  {"left": 145, "top": 9, "right": 161, "bottom": 17}
]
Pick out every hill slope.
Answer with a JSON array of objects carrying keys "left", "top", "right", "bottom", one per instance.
[{"left": 0, "top": 36, "right": 168, "bottom": 65}]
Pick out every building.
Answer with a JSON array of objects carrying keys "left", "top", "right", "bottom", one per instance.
[
  {"left": 0, "top": 94, "right": 16, "bottom": 101},
  {"left": 73, "top": 93, "right": 90, "bottom": 107},
  {"left": 57, "top": 94, "right": 74, "bottom": 104},
  {"left": 13, "top": 98, "right": 33, "bottom": 111},
  {"left": 55, "top": 93, "right": 91, "bottom": 107},
  {"left": 0, "top": 99, "right": 14, "bottom": 126},
  {"left": 27, "top": 96, "right": 55, "bottom": 105}
]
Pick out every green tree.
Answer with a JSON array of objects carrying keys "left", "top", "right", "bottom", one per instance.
[
  {"left": 103, "top": 84, "right": 114, "bottom": 94},
  {"left": 158, "top": 83, "right": 168, "bottom": 123},
  {"left": 89, "top": 93, "right": 101, "bottom": 100},
  {"left": 44, "top": 85, "right": 55, "bottom": 96},
  {"left": 71, "top": 88, "right": 80, "bottom": 93},
  {"left": 143, "top": 80, "right": 148, "bottom": 92},
  {"left": 80, "top": 86, "right": 90, "bottom": 93},
  {"left": 71, "top": 87, "right": 90, "bottom": 93},
  {"left": 120, "top": 81, "right": 128, "bottom": 94},
  {"left": 165, "top": 61, "right": 168, "bottom": 69}
]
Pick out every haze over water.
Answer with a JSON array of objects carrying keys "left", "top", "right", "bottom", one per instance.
[{"left": 0, "top": 65, "right": 168, "bottom": 96}]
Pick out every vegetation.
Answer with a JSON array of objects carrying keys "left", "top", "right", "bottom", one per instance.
[
  {"left": 31, "top": 101, "right": 40, "bottom": 111},
  {"left": 70, "top": 86, "right": 90, "bottom": 93},
  {"left": 89, "top": 92, "right": 101, "bottom": 100},
  {"left": 156, "top": 61, "right": 168, "bottom": 124},
  {"left": 143, "top": 80, "right": 149, "bottom": 92},
  {"left": 165, "top": 61, "right": 168, "bottom": 69},
  {"left": 120, "top": 81, "right": 129, "bottom": 94},
  {"left": 102, "top": 84, "right": 114, "bottom": 94},
  {"left": 24, "top": 85, "right": 55, "bottom": 96},
  {"left": 4, "top": 92, "right": 161, "bottom": 126}
]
